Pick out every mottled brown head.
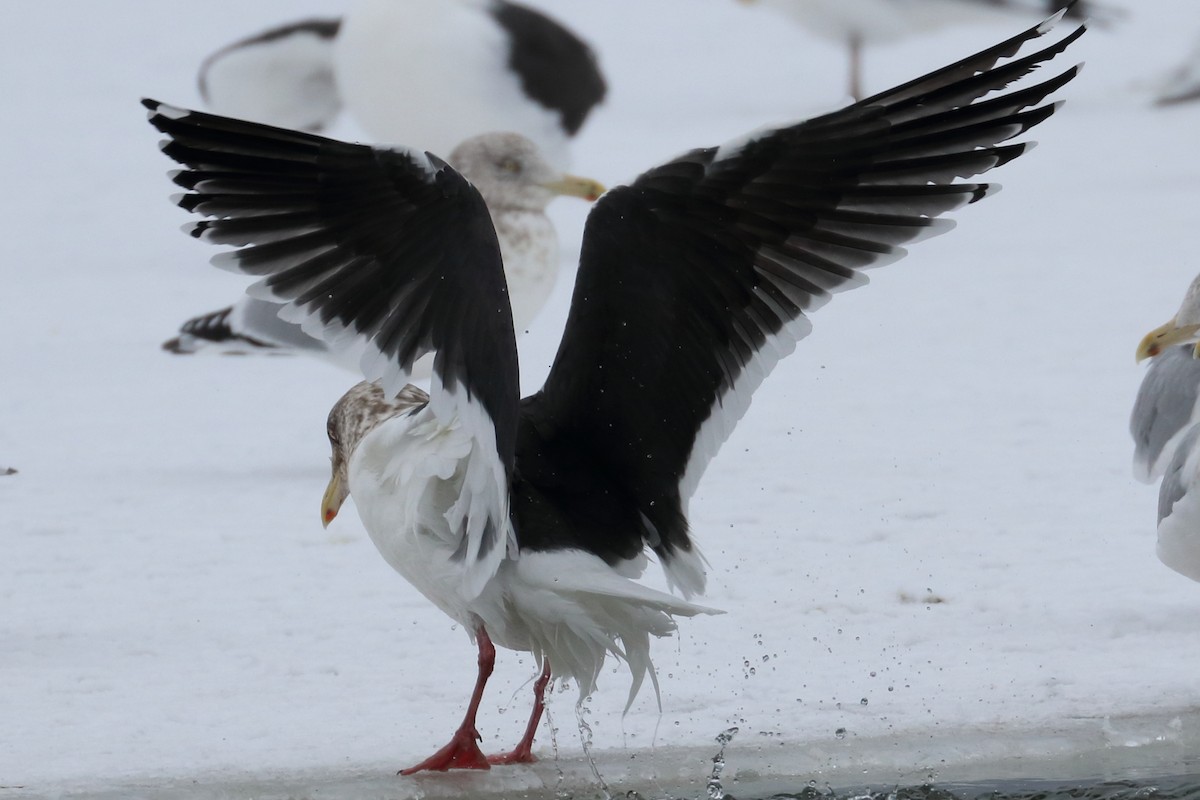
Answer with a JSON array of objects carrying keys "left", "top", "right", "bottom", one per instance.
[{"left": 321, "top": 381, "right": 429, "bottom": 527}]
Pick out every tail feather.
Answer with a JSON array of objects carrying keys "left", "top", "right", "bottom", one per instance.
[{"left": 502, "top": 550, "right": 722, "bottom": 709}]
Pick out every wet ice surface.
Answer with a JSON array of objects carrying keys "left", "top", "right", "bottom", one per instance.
[
  {"left": 5, "top": 0, "right": 1200, "bottom": 797},
  {"left": 6, "top": 722, "right": 1198, "bottom": 800}
]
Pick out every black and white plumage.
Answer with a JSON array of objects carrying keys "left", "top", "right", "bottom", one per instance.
[
  {"left": 162, "top": 132, "right": 603, "bottom": 363},
  {"left": 147, "top": 14, "right": 1082, "bottom": 773},
  {"left": 198, "top": 0, "right": 606, "bottom": 166},
  {"left": 741, "top": 0, "right": 1103, "bottom": 100},
  {"left": 1134, "top": 274, "right": 1200, "bottom": 582}
]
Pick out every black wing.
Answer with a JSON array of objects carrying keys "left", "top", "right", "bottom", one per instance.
[
  {"left": 489, "top": 1, "right": 607, "bottom": 136},
  {"left": 144, "top": 100, "right": 520, "bottom": 468},
  {"left": 523, "top": 17, "right": 1083, "bottom": 594}
]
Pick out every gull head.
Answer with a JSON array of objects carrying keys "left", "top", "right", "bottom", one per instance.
[
  {"left": 322, "top": 382, "right": 429, "bottom": 527},
  {"left": 449, "top": 132, "right": 604, "bottom": 213},
  {"left": 1137, "top": 275, "right": 1200, "bottom": 363}
]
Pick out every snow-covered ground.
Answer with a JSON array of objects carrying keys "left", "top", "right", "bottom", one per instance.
[{"left": 3, "top": 2, "right": 1200, "bottom": 798}]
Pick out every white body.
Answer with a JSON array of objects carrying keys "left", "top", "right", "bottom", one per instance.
[
  {"left": 335, "top": 0, "right": 571, "bottom": 166},
  {"left": 1157, "top": 425, "right": 1200, "bottom": 582},
  {"left": 201, "top": 28, "right": 341, "bottom": 131},
  {"left": 347, "top": 401, "right": 717, "bottom": 703}
]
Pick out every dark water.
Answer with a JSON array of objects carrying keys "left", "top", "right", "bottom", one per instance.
[{"left": 725, "top": 774, "right": 1200, "bottom": 800}]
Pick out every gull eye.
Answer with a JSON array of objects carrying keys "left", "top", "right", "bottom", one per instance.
[{"left": 498, "top": 157, "right": 521, "bottom": 175}]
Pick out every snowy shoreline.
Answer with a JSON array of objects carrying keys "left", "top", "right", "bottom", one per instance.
[{"left": 8, "top": 709, "right": 1198, "bottom": 800}]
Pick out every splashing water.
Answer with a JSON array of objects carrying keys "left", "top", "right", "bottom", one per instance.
[
  {"left": 576, "top": 699, "right": 612, "bottom": 800},
  {"left": 706, "top": 726, "right": 739, "bottom": 800}
]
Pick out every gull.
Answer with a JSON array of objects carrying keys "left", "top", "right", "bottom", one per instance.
[
  {"left": 739, "top": 0, "right": 1101, "bottom": 100},
  {"left": 146, "top": 14, "right": 1082, "bottom": 774},
  {"left": 162, "top": 132, "right": 603, "bottom": 365},
  {"left": 198, "top": 0, "right": 606, "bottom": 166},
  {"left": 1134, "top": 274, "right": 1200, "bottom": 581}
]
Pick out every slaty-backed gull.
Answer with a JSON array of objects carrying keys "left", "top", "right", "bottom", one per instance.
[
  {"left": 162, "top": 132, "right": 603, "bottom": 365},
  {"left": 1134, "top": 274, "right": 1200, "bottom": 581},
  {"left": 198, "top": 0, "right": 606, "bottom": 166},
  {"left": 147, "top": 14, "right": 1083, "bottom": 774},
  {"left": 740, "top": 0, "right": 1102, "bottom": 100}
]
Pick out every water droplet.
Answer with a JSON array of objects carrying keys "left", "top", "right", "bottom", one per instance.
[
  {"left": 860, "top": 698, "right": 869, "bottom": 706},
  {"left": 706, "top": 728, "right": 738, "bottom": 800},
  {"left": 835, "top": 728, "right": 847, "bottom": 740}
]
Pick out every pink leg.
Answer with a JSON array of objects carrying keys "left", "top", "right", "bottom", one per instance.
[
  {"left": 488, "top": 659, "right": 551, "bottom": 765},
  {"left": 399, "top": 628, "right": 496, "bottom": 775}
]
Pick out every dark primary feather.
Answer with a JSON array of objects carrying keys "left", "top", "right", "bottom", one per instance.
[
  {"left": 522, "top": 18, "right": 1082, "bottom": 572},
  {"left": 146, "top": 16, "right": 1081, "bottom": 580},
  {"left": 145, "top": 101, "right": 520, "bottom": 467}
]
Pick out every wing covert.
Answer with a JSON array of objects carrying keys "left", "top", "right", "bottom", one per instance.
[{"left": 145, "top": 99, "right": 520, "bottom": 468}]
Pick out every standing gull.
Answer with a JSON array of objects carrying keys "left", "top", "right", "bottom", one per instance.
[
  {"left": 147, "top": 14, "right": 1082, "bottom": 774},
  {"left": 198, "top": 0, "right": 606, "bottom": 165},
  {"left": 1134, "top": 273, "right": 1200, "bottom": 581},
  {"left": 162, "top": 132, "right": 603, "bottom": 365},
  {"left": 740, "top": 0, "right": 1102, "bottom": 99}
]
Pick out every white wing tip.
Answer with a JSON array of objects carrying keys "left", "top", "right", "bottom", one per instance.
[
  {"left": 1038, "top": 8, "right": 1068, "bottom": 34},
  {"left": 149, "top": 101, "right": 190, "bottom": 121}
]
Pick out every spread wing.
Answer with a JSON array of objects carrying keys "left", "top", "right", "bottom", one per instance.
[
  {"left": 146, "top": 101, "right": 520, "bottom": 591},
  {"left": 524, "top": 17, "right": 1083, "bottom": 595}
]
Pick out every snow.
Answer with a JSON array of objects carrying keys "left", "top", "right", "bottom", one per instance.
[{"left": 3, "top": 1, "right": 1200, "bottom": 798}]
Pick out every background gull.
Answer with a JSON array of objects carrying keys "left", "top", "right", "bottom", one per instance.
[
  {"left": 162, "top": 131, "right": 603, "bottom": 368},
  {"left": 198, "top": 0, "right": 607, "bottom": 166},
  {"left": 148, "top": 13, "right": 1081, "bottom": 774},
  {"left": 739, "top": 0, "right": 1105, "bottom": 99},
  {"left": 1134, "top": 272, "right": 1200, "bottom": 581}
]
